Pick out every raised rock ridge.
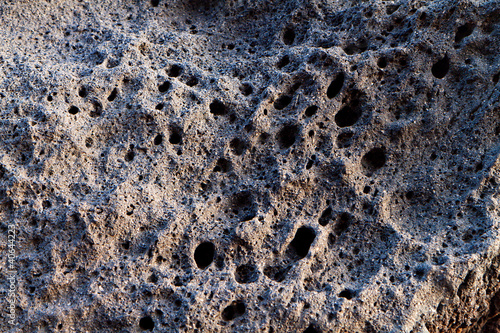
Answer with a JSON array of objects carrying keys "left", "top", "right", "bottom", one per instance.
[{"left": 0, "top": 0, "right": 499, "bottom": 332}]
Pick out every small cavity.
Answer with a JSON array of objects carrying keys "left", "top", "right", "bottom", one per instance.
[
  {"left": 305, "top": 105, "right": 318, "bottom": 117},
  {"left": 169, "top": 129, "right": 182, "bottom": 145},
  {"left": 361, "top": 147, "right": 387, "bottom": 172},
  {"left": 455, "top": 23, "right": 475, "bottom": 43},
  {"left": 277, "top": 55, "right": 290, "bottom": 69},
  {"left": 240, "top": 83, "right": 253, "bottom": 96},
  {"left": 90, "top": 100, "right": 102, "bottom": 117},
  {"left": 108, "top": 88, "right": 118, "bottom": 101},
  {"left": 338, "top": 289, "right": 355, "bottom": 299},
  {"left": 139, "top": 316, "right": 154, "bottom": 331},
  {"left": 186, "top": 76, "right": 199, "bottom": 87},
  {"left": 210, "top": 100, "right": 227, "bottom": 115},
  {"left": 222, "top": 301, "right": 246, "bottom": 321},
  {"left": 68, "top": 106, "right": 79, "bottom": 115},
  {"left": 290, "top": 226, "right": 316, "bottom": 259},
  {"left": 282, "top": 27, "right": 295, "bottom": 45},
  {"left": 78, "top": 86, "right": 88, "bottom": 98},
  {"left": 277, "top": 124, "right": 299, "bottom": 149},
  {"left": 335, "top": 104, "right": 361, "bottom": 127},
  {"left": 194, "top": 242, "right": 215, "bottom": 269},
  {"left": 214, "top": 158, "right": 232, "bottom": 173},
  {"left": 154, "top": 134, "right": 163, "bottom": 145},
  {"left": 159, "top": 81, "right": 171, "bottom": 93},
  {"left": 318, "top": 207, "right": 333, "bottom": 226},
  {"left": 169, "top": 64, "right": 182, "bottom": 77},
  {"left": 432, "top": 55, "right": 450, "bottom": 79},
  {"left": 125, "top": 150, "right": 135, "bottom": 162},
  {"left": 377, "top": 57, "right": 387, "bottom": 68},
  {"left": 235, "top": 264, "right": 259, "bottom": 284},
  {"left": 274, "top": 95, "right": 292, "bottom": 110},
  {"left": 230, "top": 138, "right": 247, "bottom": 156},
  {"left": 304, "top": 324, "right": 320, "bottom": 333},
  {"left": 335, "top": 212, "right": 351, "bottom": 235},
  {"left": 327, "top": 72, "right": 345, "bottom": 99}
]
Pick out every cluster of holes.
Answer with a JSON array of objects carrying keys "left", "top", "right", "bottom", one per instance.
[{"left": 30, "top": 5, "right": 500, "bottom": 332}]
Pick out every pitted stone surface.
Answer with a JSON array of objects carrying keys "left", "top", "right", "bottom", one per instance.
[{"left": 0, "top": 0, "right": 499, "bottom": 332}]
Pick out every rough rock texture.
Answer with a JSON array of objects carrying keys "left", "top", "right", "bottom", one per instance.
[{"left": 0, "top": 0, "right": 500, "bottom": 332}]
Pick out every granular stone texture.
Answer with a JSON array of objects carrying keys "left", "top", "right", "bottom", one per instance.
[{"left": 0, "top": 0, "right": 499, "bottom": 332}]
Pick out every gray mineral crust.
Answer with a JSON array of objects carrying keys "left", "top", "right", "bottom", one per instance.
[{"left": 0, "top": 0, "right": 500, "bottom": 332}]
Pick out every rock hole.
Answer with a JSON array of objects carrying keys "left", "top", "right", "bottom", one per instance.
[
  {"left": 305, "top": 105, "right": 318, "bottom": 117},
  {"left": 455, "top": 23, "right": 475, "bottom": 43},
  {"left": 68, "top": 106, "right": 79, "bottom": 115},
  {"left": 235, "top": 264, "right": 259, "bottom": 284},
  {"left": 154, "top": 134, "right": 163, "bottom": 145},
  {"left": 432, "top": 55, "right": 450, "bottom": 79},
  {"left": 214, "top": 158, "right": 232, "bottom": 172},
  {"left": 159, "top": 81, "right": 171, "bottom": 93},
  {"left": 169, "top": 128, "right": 182, "bottom": 145},
  {"left": 169, "top": 64, "right": 182, "bottom": 77},
  {"left": 105, "top": 88, "right": 117, "bottom": 102},
  {"left": 274, "top": 95, "right": 292, "bottom": 110},
  {"left": 304, "top": 324, "right": 320, "bottom": 333},
  {"left": 151, "top": 0, "right": 160, "bottom": 6},
  {"left": 90, "top": 100, "right": 103, "bottom": 117},
  {"left": 337, "top": 131, "right": 354, "bottom": 148},
  {"left": 239, "top": 83, "right": 253, "bottom": 96},
  {"left": 361, "top": 147, "right": 387, "bottom": 172},
  {"left": 78, "top": 86, "right": 88, "bottom": 98},
  {"left": 230, "top": 138, "right": 247, "bottom": 156},
  {"left": 210, "top": 99, "right": 227, "bottom": 115},
  {"left": 125, "top": 150, "right": 135, "bottom": 162},
  {"left": 318, "top": 207, "right": 333, "bottom": 226},
  {"left": 306, "top": 159, "right": 314, "bottom": 170},
  {"left": 277, "top": 124, "right": 299, "bottom": 149},
  {"left": 335, "top": 104, "right": 361, "bottom": 127},
  {"left": 277, "top": 55, "right": 290, "bottom": 69},
  {"left": 386, "top": 4, "right": 400, "bottom": 14},
  {"left": 377, "top": 57, "right": 387, "bottom": 68},
  {"left": 155, "top": 103, "right": 164, "bottom": 110},
  {"left": 222, "top": 301, "right": 246, "bottom": 321},
  {"left": 327, "top": 72, "right": 344, "bottom": 99},
  {"left": 290, "top": 226, "right": 316, "bottom": 259},
  {"left": 194, "top": 241, "right": 215, "bottom": 269},
  {"left": 335, "top": 212, "right": 351, "bottom": 235},
  {"left": 139, "top": 316, "right": 154, "bottom": 330},
  {"left": 493, "top": 72, "right": 499, "bottom": 84},
  {"left": 85, "top": 137, "right": 93, "bottom": 148},
  {"left": 338, "top": 289, "right": 355, "bottom": 299},
  {"left": 186, "top": 76, "right": 199, "bottom": 87},
  {"left": 282, "top": 27, "right": 295, "bottom": 45},
  {"left": 263, "top": 265, "right": 290, "bottom": 282}
]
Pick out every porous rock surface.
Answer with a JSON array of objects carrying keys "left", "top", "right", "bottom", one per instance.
[{"left": 0, "top": 0, "right": 500, "bottom": 332}]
